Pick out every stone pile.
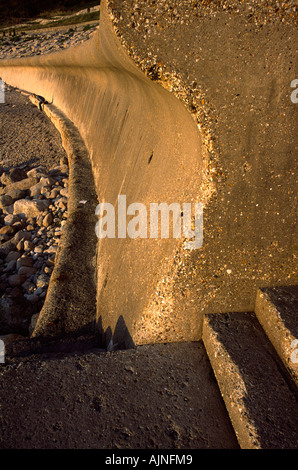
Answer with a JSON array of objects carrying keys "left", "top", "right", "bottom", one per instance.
[
  {"left": 0, "top": 158, "right": 69, "bottom": 336},
  {"left": 0, "top": 24, "right": 98, "bottom": 60}
]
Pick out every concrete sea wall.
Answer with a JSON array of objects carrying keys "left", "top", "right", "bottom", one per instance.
[
  {"left": 0, "top": 0, "right": 296, "bottom": 347},
  {"left": 0, "top": 1, "right": 203, "bottom": 346}
]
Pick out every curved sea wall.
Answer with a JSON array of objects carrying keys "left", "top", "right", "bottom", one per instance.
[
  {"left": 0, "top": 0, "right": 296, "bottom": 347},
  {"left": 0, "top": 0, "right": 203, "bottom": 346}
]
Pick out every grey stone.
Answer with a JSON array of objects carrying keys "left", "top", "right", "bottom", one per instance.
[
  {"left": 0, "top": 194, "right": 13, "bottom": 208},
  {"left": 4, "top": 214, "right": 19, "bottom": 225},
  {"left": 8, "top": 273, "right": 26, "bottom": 287},
  {"left": 0, "top": 177, "right": 38, "bottom": 195},
  {"left": 4, "top": 260, "right": 16, "bottom": 272},
  {"left": 1, "top": 167, "right": 27, "bottom": 186},
  {"left": 12, "top": 230, "right": 32, "bottom": 245},
  {"left": 27, "top": 166, "right": 47, "bottom": 179},
  {"left": 5, "top": 189, "right": 26, "bottom": 202},
  {"left": 13, "top": 199, "right": 50, "bottom": 218},
  {"left": 16, "top": 256, "right": 33, "bottom": 269},
  {"left": 18, "top": 266, "right": 37, "bottom": 277},
  {"left": 5, "top": 251, "right": 21, "bottom": 263}
]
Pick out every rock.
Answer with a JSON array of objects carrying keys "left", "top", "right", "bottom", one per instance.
[
  {"left": 0, "top": 240, "right": 17, "bottom": 258},
  {"left": 0, "top": 194, "right": 13, "bottom": 208},
  {"left": 0, "top": 236, "right": 15, "bottom": 252},
  {"left": 23, "top": 240, "right": 34, "bottom": 251},
  {"left": 49, "top": 165, "right": 68, "bottom": 176},
  {"left": 33, "top": 258, "right": 44, "bottom": 269},
  {"left": 5, "top": 188, "right": 26, "bottom": 202},
  {"left": 0, "top": 225, "right": 15, "bottom": 237},
  {"left": 9, "top": 286, "right": 23, "bottom": 298},
  {"left": 4, "top": 214, "right": 19, "bottom": 225},
  {"left": 60, "top": 187, "right": 68, "bottom": 197},
  {"left": 16, "top": 256, "right": 33, "bottom": 269},
  {"left": 57, "top": 200, "right": 67, "bottom": 211},
  {"left": 43, "top": 245, "right": 57, "bottom": 255},
  {"left": 7, "top": 273, "right": 26, "bottom": 287},
  {"left": 0, "top": 234, "right": 9, "bottom": 243},
  {"left": 27, "top": 166, "right": 46, "bottom": 179},
  {"left": 1, "top": 204, "right": 14, "bottom": 215},
  {"left": 29, "top": 182, "right": 43, "bottom": 197},
  {"left": 42, "top": 212, "right": 53, "bottom": 227},
  {"left": 44, "top": 266, "right": 53, "bottom": 275},
  {"left": 49, "top": 188, "right": 60, "bottom": 198},
  {"left": 13, "top": 198, "right": 50, "bottom": 218},
  {"left": 16, "top": 240, "right": 24, "bottom": 251},
  {"left": 1, "top": 167, "right": 27, "bottom": 186},
  {"left": 26, "top": 217, "right": 36, "bottom": 227},
  {"left": 34, "top": 287, "right": 44, "bottom": 296},
  {"left": 40, "top": 176, "right": 55, "bottom": 187},
  {"left": 3, "top": 260, "right": 16, "bottom": 272},
  {"left": 27, "top": 295, "right": 39, "bottom": 304},
  {"left": 0, "top": 177, "right": 38, "bottom": 196},
  {"left": 12, "top": 220, "right": 26, "bottom": 231},
  {"left": 22, "top": 282, "right": 35, "bottom": 294},
  {"left": 12, "top": 230, "right": 32, "bottom": 245},
  {"left": 0, "top": 333, "right": 26, "bottom": 347},
  {"left": 5, "top": 251, "right": 21, "bottom": 263},
  {"left": 18, "top": 266, "right": 37, "bottom": 277},
  {"left": 36, "top": 273, "right": 49, "bottom": 288}
]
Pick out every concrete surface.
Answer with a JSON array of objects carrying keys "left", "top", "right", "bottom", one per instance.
[
  {"left": 0, "top": 340, "right": 239, "bottom": 449},
  {"left": 202, "top": 311, "right": 298, "bottom": 449},
  {"left": 255, "top": 285, "right": 298, "bottom": 386}
]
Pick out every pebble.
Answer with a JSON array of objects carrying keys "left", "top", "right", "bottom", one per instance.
[{"left": 0, "top": 161, "right": 69, "bottom": 336}]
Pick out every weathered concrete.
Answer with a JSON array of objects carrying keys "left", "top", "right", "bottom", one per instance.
[
  {"left": 202, "top": 312, "right": 298, "bottom": 449},
  {"left": 0, "top": 0, "right": 297, "bottom": 347},
  {"left": 0, "top": 0, "right": 203, "bottom": 345},
  {"left": 255, "top": 285, "right": 298, "bottom": 387}
]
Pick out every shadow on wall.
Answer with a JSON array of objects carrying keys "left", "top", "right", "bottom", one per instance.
[{"left": 97, "top": 315, "right": 135, "bottom": 351}]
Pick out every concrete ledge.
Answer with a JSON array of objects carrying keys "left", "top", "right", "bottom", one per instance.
[
  {"left": 29, "top": 94, "right": 99, "bottom": 339},
  {"left": 202, "top": 312, "right": 298, "bottom": 449},
  {"left": 255, "top": 286, "right": 298, "bottom": 387}
]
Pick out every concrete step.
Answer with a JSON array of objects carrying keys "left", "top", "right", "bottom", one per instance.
[
  {"left": 202, "top": 311, "right": 298, "bottom": 449},
  {"left": 255, "top": 286, "right": 298, "bottom": 387}
]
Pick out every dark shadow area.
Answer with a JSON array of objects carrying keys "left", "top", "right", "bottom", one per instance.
[
  {"left": 97, "top": 314, "right": 135, "bottom": 351},
  {"left": 3, "top": 320, "right": 106, "bottom": 359}
]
